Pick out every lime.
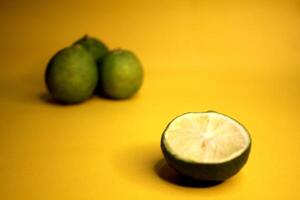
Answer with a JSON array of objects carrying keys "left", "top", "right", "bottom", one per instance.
[
  {"left": 161, "top": 111, "right": 251, "bottom": 181},
  {"left": 45, "top": 45, "right": 98, "bottom": 104},
  {"left": 99, "top": 49, "right": 143, "bottom": 99},
  {"left": 74, "top": 35, "right": 108, "bottom": 62}
]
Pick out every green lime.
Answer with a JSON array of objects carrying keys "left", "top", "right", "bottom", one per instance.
[
  {"left": 45, "top": 45, "right": 98, "bottom": 104},
  {"left": 161, "top": 111, "right": 251, "bottom": 181},
  {"left": 99, "top": 49, "right": 143, "bottom": 99},
  {"left": 74, "top": 35, "right": 108, "bottom": 62}
]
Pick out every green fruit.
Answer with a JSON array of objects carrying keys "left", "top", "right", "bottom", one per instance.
[
  {"left": 161, "top": 111, "right": 251, "bottom": 181},
  {"left": 74, "top": 35, "right": 108, "bottom": 62},
  {"left": 99, "top": 49, "right": 143, "bottom": 99},
  {"left": 45, "top": 45, "right": 98, "bottom": 104}
]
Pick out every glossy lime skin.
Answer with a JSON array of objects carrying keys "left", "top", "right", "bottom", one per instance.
[
  {"left": 99, "top": 50, "right": 143, "bottom": 99},
  {"left": 74, "top": 35, "right": 108, "bottom": 62},
  {"left": 161, "top": 111, "right": 251, "bottom": 181},
  {"left": 45, "top": 45, "right": 98, "bottom": 104}
]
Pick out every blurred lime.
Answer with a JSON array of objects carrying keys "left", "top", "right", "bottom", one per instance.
[
  {"left": 74, "top": 35, "right": 108, "bottom": 62},
  {"left": 99, "top": 49, "right": 143, "bottom": 99},
  {"left": 45, "top": 45, "right": 98, "bottom": 104},
  {"left": 161, "top": 111, "right": 251, "bottom": 181}
]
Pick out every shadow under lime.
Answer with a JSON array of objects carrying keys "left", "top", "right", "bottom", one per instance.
[{"left": 154, "top": 159, "right": 223, "bottom": 188}]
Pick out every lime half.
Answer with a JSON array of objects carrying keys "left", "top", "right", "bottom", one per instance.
[{"left": 161, "top": 111, "right": 251, "bottom": 181}]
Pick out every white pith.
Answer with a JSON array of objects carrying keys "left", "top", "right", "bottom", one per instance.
[{"left": 164, "top": 112, "right": 250, "bottom": 163}]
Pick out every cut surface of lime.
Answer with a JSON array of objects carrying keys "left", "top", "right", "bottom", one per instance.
[
  {"left": 164, "top": 112, "right": 250, "bottom": 163},
  {"left": 161, "top": 111, "right": 251, "bottom": 181}
]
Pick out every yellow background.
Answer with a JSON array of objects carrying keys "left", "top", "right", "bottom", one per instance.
[{"left": 0, "top": 0, "right": 299, "bottom": 199}]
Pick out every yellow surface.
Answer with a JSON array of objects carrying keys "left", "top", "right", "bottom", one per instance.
[{"left": 0, "top": 0, "right": 299, "bottom": 199}]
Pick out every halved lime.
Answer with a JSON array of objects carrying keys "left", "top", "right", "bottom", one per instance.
[{"left": 161, "top": 111, "right": 251, "bottom": 181}]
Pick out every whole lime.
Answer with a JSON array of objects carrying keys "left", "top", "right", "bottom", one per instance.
[
  {"left": 99, "top": 49, "right": 143, "bottom": 99},
  {"left": 45, "top": 45, "right": 98, "bottom": 104},
  {"left": 74, "top": 35, "right": 108, "bottom": 62}
]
